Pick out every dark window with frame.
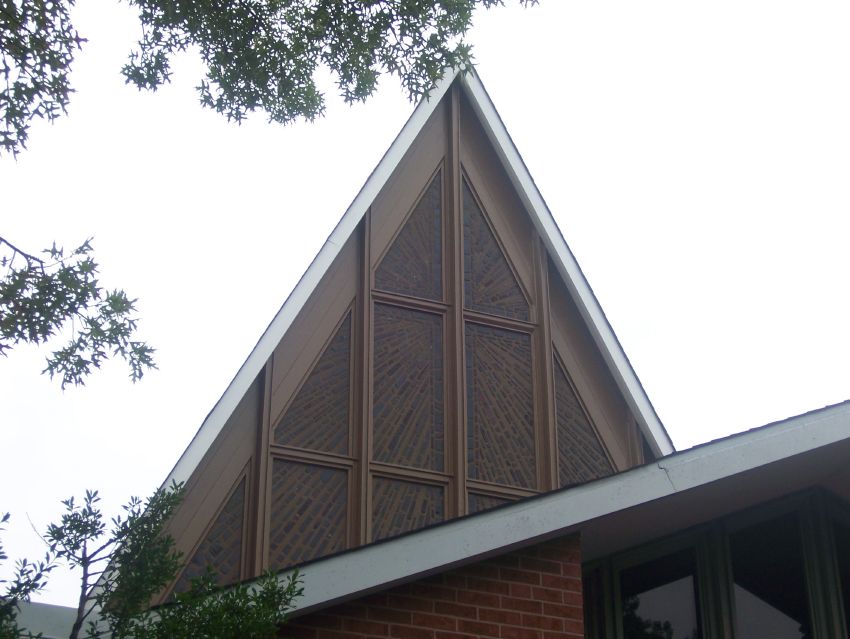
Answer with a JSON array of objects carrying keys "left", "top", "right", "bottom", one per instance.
[
  {"left": 729, "top": 513, "right": 812, "bottom": 639},
  {"left": 619, "top": 548, "right": 702, "bottom": 639},
  {"left": 585, "top": 494, "right": 849, "bottom": 639}
]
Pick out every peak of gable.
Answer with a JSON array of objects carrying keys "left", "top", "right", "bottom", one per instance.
[{"left": 156, "top": 69, "right": 673, "bottom": 598}]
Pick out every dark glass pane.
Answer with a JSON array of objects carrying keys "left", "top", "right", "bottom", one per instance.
[
  {"left": 372, "top": 478, "right": 443, "bottom": 541},
  {"left": 620, "top": 549, "right": 701, "bottom": 639},
  {"left": 468, "top": 492, "right": 511, "bottom": 514},
  {"left": 730, "top": 514, "right": 812, "bottom": 639},
  {"left": 833, "top": 520, "right": 850, "bottom": 634},
  {"left": 555, "top": 358, "right": 614, "bottom": 487},
  {"left": 269, "top": 460, "right": 347, "bottom": 570},
  {"left": 465, "top": 323, "right": 536, "bottom": 489},
  {"left": 274, "top": 313, "right": 351, "bottom": 454},
  {"left": 375, "top": 170, "right": 442, "bottom": 301},
  {"left": 373, "top": 304, "right": 444, "bottom": 471},
  {"left": 462, "top": 180, "right": 529, "bottom": 321},
  {"left": 174, "top": 478, "right": 245, "bottom": 592}
]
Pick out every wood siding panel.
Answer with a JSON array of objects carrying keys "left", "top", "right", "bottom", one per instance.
[
  {"left": 172, "top": 476, "right": 246, "bottom": 593},
  {"left": 554, "top": 359, "right": 615, "bottom": 487},
  {"left": 458, "top": 94, "right": 536, "bottom": 303},
  {"left": 548, "top": 259, "right": 636, "bottom": 470},
  {"left": 370, "top": 102, "right": 448, "bottom": 274},
  {"left": 375, "top": 170, "right": 443, "bottom": 302},
  {"left": 163, "top": 375, "right": 261, "bottom": 569},
  {"left": 274, "top": 312, "right": 352, "bottom": 455},
  {"left": 270, "top": 231, "right": 359, "bottom": 429}
]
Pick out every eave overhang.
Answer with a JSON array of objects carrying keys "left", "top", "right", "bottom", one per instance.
[{"left": 283, "top": 400, "right": 850, "bottom": 615}]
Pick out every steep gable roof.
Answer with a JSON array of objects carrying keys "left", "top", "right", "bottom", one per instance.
[{"left": 163, "top": 68, "right": 673, "bottom": 496}]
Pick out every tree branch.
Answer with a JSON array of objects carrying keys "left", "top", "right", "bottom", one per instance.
[{"left": 0, "top": 235, "right": 43, "bottom": 265}]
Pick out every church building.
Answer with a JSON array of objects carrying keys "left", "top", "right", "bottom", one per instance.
[{"left": 35, "top": 68, "right": 850, "bottom": 639}]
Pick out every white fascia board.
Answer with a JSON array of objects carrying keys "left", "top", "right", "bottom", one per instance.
[
  {"left": 161, "top": 70, "right": 460, "bottom": 489},
  {"left": 458, "top": 71, "right": 674, "bottom": 457},
  {"left": 656, "top": 402, "right": 850, "bottom": 491},
  {"left": 286, "top": 401, "right": 850, "bottom": 613}
]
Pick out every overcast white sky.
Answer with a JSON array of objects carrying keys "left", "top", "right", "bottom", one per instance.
[{"left": 2, "top": 0, "right": 849, "bottom": 607}]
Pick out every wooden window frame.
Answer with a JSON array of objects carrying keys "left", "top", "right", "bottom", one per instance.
[{"left": 583, "top": 489, "right": 850, "bottom": 639}]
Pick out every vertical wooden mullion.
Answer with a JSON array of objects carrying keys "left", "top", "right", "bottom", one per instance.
[
  {"left": 359, "top": 215, "right": 373, "bottom": 543},
  {"left": 697, "top": 524, "right": 736, "bottom": 639},
  {"left": 801, "top": 492, "right": 848, "bottom": 639},
  {"left": 447, "top": 84, "right": 467, "bottom": 517},
  {"left": 250, "top": 360, "right": 273, "bottom": 576},
  {"left": 532, "top": 238, "right": 557, "bottom": 492}
]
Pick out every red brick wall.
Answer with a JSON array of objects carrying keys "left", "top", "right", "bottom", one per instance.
[{"left": 284, "top": 535, "right": 583, "bottom": 639}]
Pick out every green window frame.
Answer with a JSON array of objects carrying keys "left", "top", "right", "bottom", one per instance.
[{"left": 584, "top": 490, "right": 850, "bottom": 639}]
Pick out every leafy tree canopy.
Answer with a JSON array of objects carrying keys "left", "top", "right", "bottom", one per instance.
[
  {"left": 1, "top": 485, "right": 302, "bottom": 639},
  {"left": 0, "top": 236, "right": 155, "bottom": 388},
  {"left": 0, "top": 0, "right": 536, "bottom": 156}
]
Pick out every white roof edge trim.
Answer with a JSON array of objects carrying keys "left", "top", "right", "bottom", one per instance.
[
  {"left": 283, "top": 401, "right": 850, "bottom": 614},
  {"left": 458, "top": 71, "right": 675, "bottom": 456},
  {"left": 161, "top": 69, "right": 460, "bottom": 489}
]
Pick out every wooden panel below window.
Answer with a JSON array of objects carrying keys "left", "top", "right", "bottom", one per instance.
[
  {"left": 468, "top": 492, "right": 512, "bottom": 515},
  {"left": 372, "top": 477, "right": 444, "bottom": 541},
  {"left": 173, "top": 477, "right": 245, "bottom": 593},
  {"left": 269, "top": 460, "right": 348, "bottom": 570}
]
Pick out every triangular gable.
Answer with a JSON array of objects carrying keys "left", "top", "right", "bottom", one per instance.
[
  {"left": 163, "top": 68, "right": 672, "bottom": 494},
  {"left": 156, "top": 68, "right": 676, "bottom": 598}
]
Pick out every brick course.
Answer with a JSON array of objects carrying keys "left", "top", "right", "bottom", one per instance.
[{"left": 283, "top": 535, "right": 582, "bottom": 639}]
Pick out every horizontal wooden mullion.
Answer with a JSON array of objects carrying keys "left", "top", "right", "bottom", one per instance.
[
  {"left": 369, "top": 462, "right": 451, "bottom": 486},
  {"left": 270, "top": 447, "right": 355, "bottom": 469},
  {"left": 371, "top": 290, "right": 449, "bottom": 315},
  {"left": 466, "top": 479, "right": 539, "bottom": 500},
  {"left": 462, "top": 309, "right": 535, "bottom": 333}
]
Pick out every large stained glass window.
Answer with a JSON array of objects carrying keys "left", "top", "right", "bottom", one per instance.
[
  {"left": 274, "top": 313, "right": 351, "bottom": 455},
  {"left": 465, "top": 323, "right": 535, "bottom": 489},
  {"left": 462, "top": 180, "right": 529, "bottom": 321},
  {"left": 555, "top": 357, "right": 614, "bottom": 487},
  {"left": 373, "top": 304, "right": 444, "bottom": 471},
  {"left": 375, "top": 170, "right": 443, "bottom": 302},
  {"left": 173, "top": 478, "right": 245, "bottom": 593}
]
